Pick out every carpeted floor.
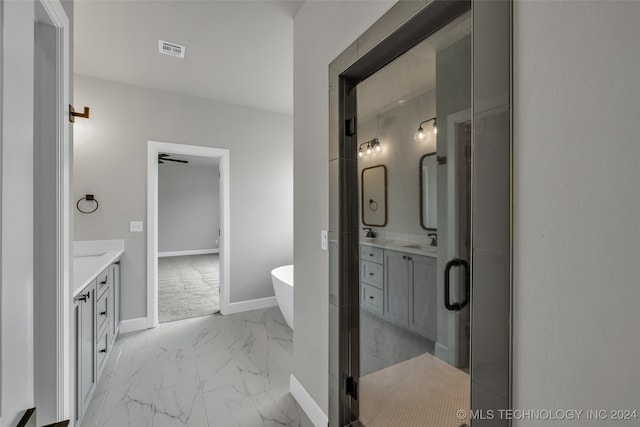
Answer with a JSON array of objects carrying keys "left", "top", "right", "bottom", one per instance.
[
  {"left": 157, "top": 254, "right": 220, "bottom": 323},
  {"left": 359, "top": 352, "right": 470, "bottom": 427}
]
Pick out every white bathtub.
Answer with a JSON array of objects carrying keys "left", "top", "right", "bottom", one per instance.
[{"left": 271, "top": 265, "right": 293, "bottom": 329}]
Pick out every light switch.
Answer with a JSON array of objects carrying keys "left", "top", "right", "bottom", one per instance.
[
  {"left": 130, "top": 221, "right": 144, "bottom": 232},
  {"left": 321, "top": 230, "right": 328, "bottom": 251}
]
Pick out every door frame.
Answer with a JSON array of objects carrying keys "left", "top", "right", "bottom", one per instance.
[
  {"left": 32, "top": 0, "right": 71, "bottom": 422},
  {"left": 328, "top": 0, "right": 513, "bottom": 425},
  {"left": 146, "top": 141, "right": 231, "bottom": 328}
]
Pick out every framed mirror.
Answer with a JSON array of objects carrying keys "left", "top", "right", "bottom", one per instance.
[
  {"left": 361, "top": 164, "right": 387, "bottom": 226},
  {"left": 420, "top": 153, "right": 437, "bottom": 230}
]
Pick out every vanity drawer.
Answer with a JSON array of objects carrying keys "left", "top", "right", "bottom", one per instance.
[
  {"left": 96, "top": 291, "right": 109, "bottom": 336},
  {"left": 95, "top": 269, "right": 109, "bottom": 298},
  {"left": 361, "top": 260, "right": 383, "bottom": 289},
  {"left": 361, "top": 245, "right": 383, "bottom": 264},
  {"left": 96, "top": 329, "right": 109, "bottom": 375},
  {"left": 362, "top": 283, "right": 383, "bottom": 315}
]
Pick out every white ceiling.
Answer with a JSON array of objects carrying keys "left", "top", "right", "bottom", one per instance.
[
  {"left": 74, "top": 0, "right": 302, "bottom": 115},
  {"left": 357, "top": 11, "right": 471, "bottom": 120}
]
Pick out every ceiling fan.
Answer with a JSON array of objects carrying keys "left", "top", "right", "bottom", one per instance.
[{"left": 158, "top": 153, "right": 189, "bottom": 165}]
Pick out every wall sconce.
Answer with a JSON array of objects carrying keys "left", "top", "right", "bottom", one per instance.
[
  {"left": 69, "top": 104, "right": 90, "bottom": 123},
  {"left": 414, "top": 117, "right": 437, "bottom": 142},
  {"left": 358, "top": 138, "right": 382, "bottom": 157}
]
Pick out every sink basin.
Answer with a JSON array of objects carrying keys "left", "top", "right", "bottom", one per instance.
[{"left": 74, "top": 251, "right": 107, "bottom": 258}]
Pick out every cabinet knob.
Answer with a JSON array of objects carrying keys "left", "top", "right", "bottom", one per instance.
[
  {"left": 369, "top": 272, "right": 374, "bottom": 276},
  {"left": 100, "top": 311, "right": 107, "bottom": 316},
  {"left": 369, "top": 296, "right": 374, "bottom": 299},
  {"left": 99, "top": 348, "right": 107, "bottom": 353},
  {"left": 100, "top": 280, "right": 107, "bottom": 285}
]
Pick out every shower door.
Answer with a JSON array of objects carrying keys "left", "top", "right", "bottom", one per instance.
[{"left": 328, "top": 0, "right": 512, "bottom": 426}]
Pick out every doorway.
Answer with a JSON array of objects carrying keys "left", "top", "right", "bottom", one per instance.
[
  {"left": 156, "top": 153, "right": 221, "bottom": 322},
  {"left": 147, "top": 141, "right": 230, "bottom": 328},
  {"left": 328, "top": 1, "right": 512, "bottom": 426}
]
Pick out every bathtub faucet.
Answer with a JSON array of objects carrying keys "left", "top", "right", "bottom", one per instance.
[{"left": 363, "top": 227, "right": 376, "bottom": 238}]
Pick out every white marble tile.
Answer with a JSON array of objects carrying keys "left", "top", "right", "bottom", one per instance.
[
  {"left": 153, "top": 382, "right": 208, "bottom": 427},
  {"left": 82, "top": 307, "right": 308, "bottom": 427},
  {"left": 156, "top": 356, "right": 199, "bottom": 390},
  {"left": 252, "top": 386, "right": 314, "bottom": 427},
  {"left": 197, "top": 349, "right": 244, "bottom": 393},
  {"left": 99, "top": 381, "right": 154, "bottom": 427},
  {"left": 109, "top": 343, "right": 157, "bottom": 389},
  {"left": 158, "top": 315, "right": 231, "bottom": 361},
  {"left": 202, "top": 384, "right": 263, "bottom": 427},
  {"left": 234, "top": 346, "right": 290, "bottom": 397}
]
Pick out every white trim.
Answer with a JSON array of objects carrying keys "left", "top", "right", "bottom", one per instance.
[
  {"left": 119, "top": 317, "right": 150, "bottom": 334},
  {"left": 147, "top": 141, "right": 231, "bottom": 327},
  {"left": 158, "top": 248, "right": 219, "bottom": 258},
  {"left": 289, "top": 375, "right": 328, "bottom": 427},
  {"left": 33, "top": 0, "right": 71, "bottom": 421},
  {"left": 223, "top": 296, "right": 277, "bottom": 315}
]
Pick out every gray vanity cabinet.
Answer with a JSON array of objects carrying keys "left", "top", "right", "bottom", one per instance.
[
  {"left": 75, "top": 281, "right": 96, "bottom": 421},
  {"left": 408, "top": 254, "right": 437, "bottom": 340},
  {"left": 75, "top": 259, "right": 121, "bottom": 426},
  {"left": 383, "top": 250, "right": 410, "bottom": 327}
]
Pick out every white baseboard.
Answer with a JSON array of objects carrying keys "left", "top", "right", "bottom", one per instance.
[
  {"left": 158, "top": 248, "right": 219, "bottom": 257},
  {"left": 119, "top": 317, "right": 149, "bottom": 334},
  {"left": 221, "top": 296, "right": 277, "bottom": 315},
  {"left": 290, "top": 375, "right": 328, "bottom": 427}
]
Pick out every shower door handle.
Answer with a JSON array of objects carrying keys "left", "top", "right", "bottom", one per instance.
[{"left": 444, "top": 258, "right": 470, "bottom": 311}]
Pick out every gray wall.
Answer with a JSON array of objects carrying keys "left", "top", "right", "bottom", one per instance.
[
  {"left": 293, "top": 0, "right": 396, "bottom": 414},
  {"left": 74, "top": 74, "right": 293, "bottom": 321},
  {"left": 158, "top": 163, "right": 219, "bottom": 253},
  {"left": 513, "top": 0, "right": 640, "bottom": 421},
  {"left": 357, "top": 90, "right": 436, "bottom": 237}
]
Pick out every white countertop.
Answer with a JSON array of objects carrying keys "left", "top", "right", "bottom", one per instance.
[
  {"left": 73, "top": 240, "right": 124, "bottom": 297},
  {"left": 360, "top": 238, "right": 438, "bottom": 258}
]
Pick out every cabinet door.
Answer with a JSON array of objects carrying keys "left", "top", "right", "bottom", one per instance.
[
  {"left": 111, "top": 261, "right": 121, "bottom": 337},
  {"left": 108, "top": 264, "right": 115, "bottom": 339},
  {"left": 409, "top": 254, "right": 438, "bottom": 340},
  {"left": 78, "top": 284, "right": 96, "bottom": 417},
  {"left": 383, "top": 250, "right": 409, "bottom": 327}
]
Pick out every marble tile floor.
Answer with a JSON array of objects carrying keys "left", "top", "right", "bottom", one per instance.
[{"left": 80, "top": 307, "right": 313, "bottom": 427}]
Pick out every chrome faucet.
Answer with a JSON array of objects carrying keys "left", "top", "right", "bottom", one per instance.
[
  {"left": 363, "top": 227, "right": 376, "bottom": 238},
  {"left": 427, "top": 233, "right": 437, "bottom": 246}
]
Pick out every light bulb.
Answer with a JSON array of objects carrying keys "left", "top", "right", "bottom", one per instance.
[
  {"left": 358, "top": 149, "right": 364, "bottom": 157},
  {"left": 433, "top": 124, "right": 438, "bottom": 134},
  {"left": 366, "top": 145, "right": 372, "bottom": 155},
  {"left": 417, "top": 127, "right": 425, "bottom": 140},
  {"left": 374, "top": 143, "right": 382, "bottom": 152}
]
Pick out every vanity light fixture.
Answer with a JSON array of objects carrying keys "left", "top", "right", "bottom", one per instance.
[
  {"left": 358, "top": 138, "right": 382, "bottom": 157},
  {"left": 415, "top": 117, "right": 437, "bottom": 142}
]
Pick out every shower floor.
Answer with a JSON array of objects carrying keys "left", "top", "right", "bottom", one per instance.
[{"left": 359, "top": 351, "right": 470, "bottom": 427}]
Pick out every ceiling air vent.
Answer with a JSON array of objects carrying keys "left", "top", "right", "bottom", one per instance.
[{"left": 158, "top": 40, "right": 185, "bottom": 59}]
